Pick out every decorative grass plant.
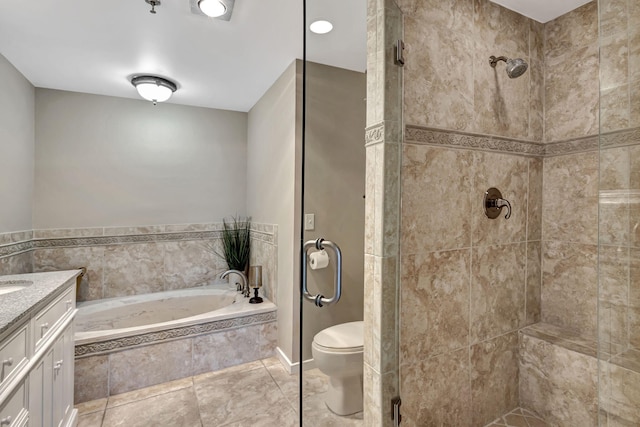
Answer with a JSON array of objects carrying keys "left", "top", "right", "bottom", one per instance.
[{"left": 217, "top": 216, "right": 251, "bottom": 272}]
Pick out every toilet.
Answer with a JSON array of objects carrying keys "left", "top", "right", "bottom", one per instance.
[{"left": 311, "top": 321, "right": 364, "bottom": 416}]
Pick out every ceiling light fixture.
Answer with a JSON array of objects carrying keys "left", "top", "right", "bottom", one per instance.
[
  {"left": 130, "top": 75, "right": 177, "bottom": 105},
  {"left": 198, "top": 0, "right": 227, "bottom": 17},
  {"left": 310, "top": 20, "right": 333, "bottom": 34}
]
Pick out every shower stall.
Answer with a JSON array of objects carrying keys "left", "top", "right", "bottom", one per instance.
[{"left": 320, "top": 0, "right": 640, "bottom": 425}]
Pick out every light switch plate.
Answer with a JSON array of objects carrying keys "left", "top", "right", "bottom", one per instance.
[{"left": 305, "top": 213, "right": 315, "bottom": 231}]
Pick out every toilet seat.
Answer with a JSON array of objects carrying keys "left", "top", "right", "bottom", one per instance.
[{"left": 313, "top": 321, "right": 363, "bottom": 352}]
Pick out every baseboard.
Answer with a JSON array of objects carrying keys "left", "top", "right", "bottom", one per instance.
[{"left": 275, "top": 346, "right": 315, "bottom": 374}]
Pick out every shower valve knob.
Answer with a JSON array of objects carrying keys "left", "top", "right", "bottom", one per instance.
[{"left": 484, "top": 187, "right": 511, "bottom": 220}]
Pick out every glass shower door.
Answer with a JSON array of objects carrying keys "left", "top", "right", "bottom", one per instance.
[{"left": 299, "top": 0, "right": 367, "bottom": 424}]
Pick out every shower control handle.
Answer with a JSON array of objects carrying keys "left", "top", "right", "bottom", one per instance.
[
  {"left": 484, "top": 187, "right": 512, "bottom": 219},
  {"left": 302, "top": 238, "right": 342, "bottom": 308}
]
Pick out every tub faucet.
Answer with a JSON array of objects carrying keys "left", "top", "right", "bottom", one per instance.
[{"left": 220, "top": 270, "right": 250, "bottom": 297}]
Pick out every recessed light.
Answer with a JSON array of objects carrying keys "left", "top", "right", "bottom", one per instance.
[
  {"left": 310, "top": 20, "right": 333, "bottom": 34},
  {"left": 198, "top": 0, "right": 227, "bottom": 17}
]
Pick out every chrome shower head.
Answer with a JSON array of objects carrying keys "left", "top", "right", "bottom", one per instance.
[{"left": 489, "top": 55, "right": 528, "bottom": 79}]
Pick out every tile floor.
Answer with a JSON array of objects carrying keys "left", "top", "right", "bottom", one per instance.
[
  {"left": 76, "top": 357, "right": 363, "bottom": 427},
  {"left": 485, "top": 407, "right": 549, "bottom": 427}
]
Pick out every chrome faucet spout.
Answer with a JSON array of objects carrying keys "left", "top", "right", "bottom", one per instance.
[{"left": 220, "top": 270, "right": 250, "bottom": 297}]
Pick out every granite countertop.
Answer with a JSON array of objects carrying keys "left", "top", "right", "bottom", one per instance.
[{"left": 0, "top": 270, "right": 81, "bottom": 337}]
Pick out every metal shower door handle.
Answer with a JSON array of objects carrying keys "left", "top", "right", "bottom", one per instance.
[{"left": 302, "top": 238, "right": 342, "bottom": 307}]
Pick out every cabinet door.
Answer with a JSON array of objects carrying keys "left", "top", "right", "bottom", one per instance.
[
  {"left": 52, "top": 333, "right": 65, "bottom": 427},
  {"left": 61, "top": 325, "right": 74, "bottom": 424},
  {"left": 28, "top": 357, "right": 45, "bottom": 427}
]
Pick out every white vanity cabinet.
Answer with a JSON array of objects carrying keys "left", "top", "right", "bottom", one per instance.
[{"left": 0, "top": 272, "right": 79, "bottom": 427}]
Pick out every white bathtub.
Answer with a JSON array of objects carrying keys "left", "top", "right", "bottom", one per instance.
[{"left": 74, "top": 284, "right": 276, "bottom": 346}]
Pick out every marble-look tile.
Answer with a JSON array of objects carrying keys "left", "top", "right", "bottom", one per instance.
[
  {"left": 599, "top": 191, "right": 630, "bottom": 246},
  {"left": 363, "top": 255, "right": 374, "bottom": 368},
  {"left": 76, "top": 398, "right": 108, "bottom": 415},
  {"left": 542, "top": 152, "right": 599, "bottom": 244},
  {"left": 163, "top": 240, "right": 221, "bottom": 291},
  {"left": 400, "top": 348, "right": 471, "bottom": 426},
  {"left": 192, "top": 322, "right": 276, "bottom": 375},
  {"left": 103, "top": 243, "right": 164, "bottom": 298},
  {"left": 103, "top": 225, "right": 166, "bottom": 236},
  {"left": 541, "top": 241, "right": 598, "bottom": 339},
  {"left": 545, "top": 1, "right": 598, "bottom": 60},
  {"left": 630, "top": 81, "right": 640, "bottom": 129},
  {"left": 368, "top": 255, "right": 398, "bottom": 375},
  {"left": 521, "top": 322, "right": 598, "bottom": 358},
  {"left": 382, "top": 142, "right": 401, "bottom": 256},
  {"left": 249, "top": 237, "right": 277, "bottom": 302},
  {"left": 601, "top": 84, "right": 630, "bottom": 133},
  {"left": 600, "top": 33, "right": 629, "bottom": 90},
  {"left": 102, "top": 387, "right": 201, "bottom": 427},
  {"left": 529, "top": 20, "right": 544, "bottom": 62},
  {"left": 472, "top": 0, "right": 530, "bottom": 138},
  {"left": 403, "top": 0, "right": 474, "bottom": 130},
  {"left": 628, "top": 146, "right": 640, "bottom": 247},
  {"left": 630, "top": 26, "right": 640, "bottom": 84},
  {"left": 77, "top": 411, "right": 104, "bottom": 427},
  {"left": 33, "top": 246, "right": 104, "bottom": 301},
  {"left": 0, "top": 251, "right": 33, "bottom": 276},
  {"left": 470, "top": 243, "right": 526, "bottom": 343},
  {"left": 601, "top": 147, "right": 631, "bottom": 191},
  {"left": 529, "top": 59, "right": 544, "bottom": 142},
  {"left": 34, "top": 227, "right": 104, "bottom": 239},
  {"left": 599, "top": 0, "right": 628, "bottom": 38},
  {"left": 599, "top": 245, "right": 629, "bottom": 305},
  {"left": 194, "top": 364, "right": 289, "bottom": 426},
  {"left": 470, "top": 332, "right": 519, "bottom": 426},
  {"left": 472, "top": 151, "right": 528, "bottom": 246},
  {"left": 219, "top": 409, "right": 298, "bottom": 427},
  {"left": 401, "top": 145, "right": 473, "bottom": 253},
  {"left": 107, "top": 377, "right": 193, "bottom": 408},
  {"left": 598, "top": 300, "right": 629, "bottom": 349},
  {"left": 600, "top": 361, "right": 640, "bottom": 425},
  {"left": 363, "top": 364, "right": 397, "bottom": 427},
  {"left": 544, "top": 44, "right": 599, "bottom": 142},
  {"left": 519, "top": 333, "right": 598, "bottom": 426},
  {"left": 526, "top": 241, "right": 541, "bottom": 325},
  {"left": 364, "top": 145, "right": 376, "bottom": 256},
  {"left": 109, "top": 339, "right": 193, "bottom": 395},
  {"left": 400, "top": 249, "right": 470, "bottom": 362},
  {"left": 75, "top": 355, "right": 109, "bottom": 404},
  {"left": 527, "top": 158, "right": 543, "bottom": 241}
]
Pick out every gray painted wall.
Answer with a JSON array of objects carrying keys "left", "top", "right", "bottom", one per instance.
[
  {"left": 0, "top": 53, "right": 34, "bottom": 233},
  {"left": 34, "top": 89, "right": 247, "bottom": 228}
]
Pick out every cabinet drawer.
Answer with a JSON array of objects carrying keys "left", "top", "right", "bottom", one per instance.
[
  {"left": 0, "top": 325, "right": 27, "bottom": 391},
  {"left": 0, "top": 382, "right": 26, "bottom": 426},
  {"left": 33, "top": 286, "right": 74, "bottom": 351}
]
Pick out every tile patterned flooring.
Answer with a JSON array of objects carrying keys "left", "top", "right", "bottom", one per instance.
[
  {"left": 76, "top": 357, "right": 363, "bottom": 427},
  {"left": 77, "top": 357, "right": 550, "bottom": 427}
]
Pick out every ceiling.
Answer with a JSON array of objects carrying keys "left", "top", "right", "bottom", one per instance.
[
  {"left": 490, "top": 0, "right": 593, "bottom": 23},
  {"left": 0, "top": 0, "right": 367, "bottom": 112}
]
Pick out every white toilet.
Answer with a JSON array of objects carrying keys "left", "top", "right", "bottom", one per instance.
[{"left": 311, "top": 321, "right": 364, "bottom": 416}]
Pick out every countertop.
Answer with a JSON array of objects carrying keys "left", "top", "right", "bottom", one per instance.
[{"left": 0, "top": 270, "right": 81, "bottom": 337}]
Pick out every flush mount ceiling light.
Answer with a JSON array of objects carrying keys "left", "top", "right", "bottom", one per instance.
[
  {"left": 310, "top": 20, "right": 333, "bottom": 34},
  {"left": 130, "top": 75, "right": 177, "bottom": 105},
  {"left": 198, "top": 0, "right": 226, "bottom": 17}
]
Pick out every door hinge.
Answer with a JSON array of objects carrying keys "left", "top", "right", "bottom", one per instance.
[
  {"left": 395, "top": 40, "right": 405, "bottom": 66},
  {"left": 392, "top": 396, "right": 402, "bottom": 426}
]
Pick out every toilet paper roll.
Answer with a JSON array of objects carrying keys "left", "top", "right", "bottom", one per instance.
[{"left": 309, "top": 249, "right": 329, "bottom": 270}]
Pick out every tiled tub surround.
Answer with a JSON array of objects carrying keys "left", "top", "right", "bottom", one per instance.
[
  {"left": 74, "top": 293, "right": 277, "bottom": 403},
  {"left": 26, "top": 222, "right": 277, "bottom": 303}
]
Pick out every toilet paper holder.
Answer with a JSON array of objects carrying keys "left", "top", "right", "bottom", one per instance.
[{"left": 302, "top": 238, "right": 343, "bottom": 307}]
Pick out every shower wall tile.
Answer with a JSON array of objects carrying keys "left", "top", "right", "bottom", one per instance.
[
  {"left": 599, "top": 0, "right": 629, "bottom": 38},
  {"left": 75, "top": 355, "right": 109, "bottom": 403},
  {"left": 0, "top": 251, "right": 32, "bottom": 276},
  {"left": 401, "top": 145, "right": 473, "bottom": 254},
  {"left": 519, "top": 332, "right": 598, "bottom": 426},
  {"left": 544, "top": 44, "right": 599, "bottom": 142},
  {"left": 471, "top": 151, "right": 528, "bottom": 246},
  {"left": 364, "top": 145, "right": 376, "bottom": 255},
  {"left": 529, "top": 59, "right": 545, "bottom": 142},
  {"left": 33, "top": 246, "right": 105, "bottom": 301},
  {"left": 599, "top": 245, "right": 629, "bottom": 306},
  {"left": 470, "top": 332, "right": 519, "bottom": 427},
  {"left": 249, "top": 236, "right": 277, "bottom": 302},
  {"left": 109, "top": 339, "right": 193, "bottom": 395},
  {"left": 527, "top": 157, "right": 543, "bottom": 241},
  {"left": 600, "top": 33, "right": 629, "bottom": 90},
  {"left": 472, "top": 0, "right": 530, "bottom": 139},
  {"left": 545, "top": 1, "right": 598, "bottom": 61},
  {"left": 363, "top": 364, "right": 398, "bottom": 427},
  {"left": 600, "top": 362, "right": 640, "bottom": 425},
  {"left": 368, "top": 255, "right": 399, "bottom": 375},
  {"left": 542, "top": 152, "right": 599, "bottom": 245},
  {"left": 526, "top": 241, "right": 542, "bottom": 325},
  {"left": 529, "top": 20, "right": 544, "bottom": 62},
  {"left": 103, "top": 243, "right": 165, "bottom": 298},
  {"left": 630, "top": 26, "right": 640, "bottom": 84},
  {"left": 601, "top": 146, "right": 631, "bottom": 190},
  {"left": 541, "top": 241, "right": 598, "bottom": 339},
  {"left": 400, "top": 249, "right": 470, "bottom": 362},
  {"left": 601, "top": 84, "right": 630, "bottom": 133},
  {"left": 403, "top": 0, "right": 474, "bottom": 130},
  {"left": 400, "top": 348, "right": 471, "bottom": 427},
  {"left": 470, "top": 243, "right": 526, "bottom": 343}
]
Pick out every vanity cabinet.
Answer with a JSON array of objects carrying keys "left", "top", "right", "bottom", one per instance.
[{"left": 0, "top": 273, "right": 78, "bottom": 427}]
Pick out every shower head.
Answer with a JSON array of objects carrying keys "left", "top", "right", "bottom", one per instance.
[{"left": 489, "top": 55, "right": 528, "bottom": 79}]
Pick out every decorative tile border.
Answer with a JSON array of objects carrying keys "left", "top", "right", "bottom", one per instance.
[
  {"left": 405, "top": 125, "right": 640, "bottom": 157},
  {"left": 365, "top": 120, "right": 401, "bottom": 147},
  {"left": 0, "top": 241, "right": 34, "bottom": 258},
  {"left": 75, "top": 310, "right": 277, "bottom": 358},
  {"left": 405, "top": 125, "right": 545, "bottom": 156}
]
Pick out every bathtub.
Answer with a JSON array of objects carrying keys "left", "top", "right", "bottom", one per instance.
[{"left": 73, "top": 284, "right": 277, "bottom": 402}]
